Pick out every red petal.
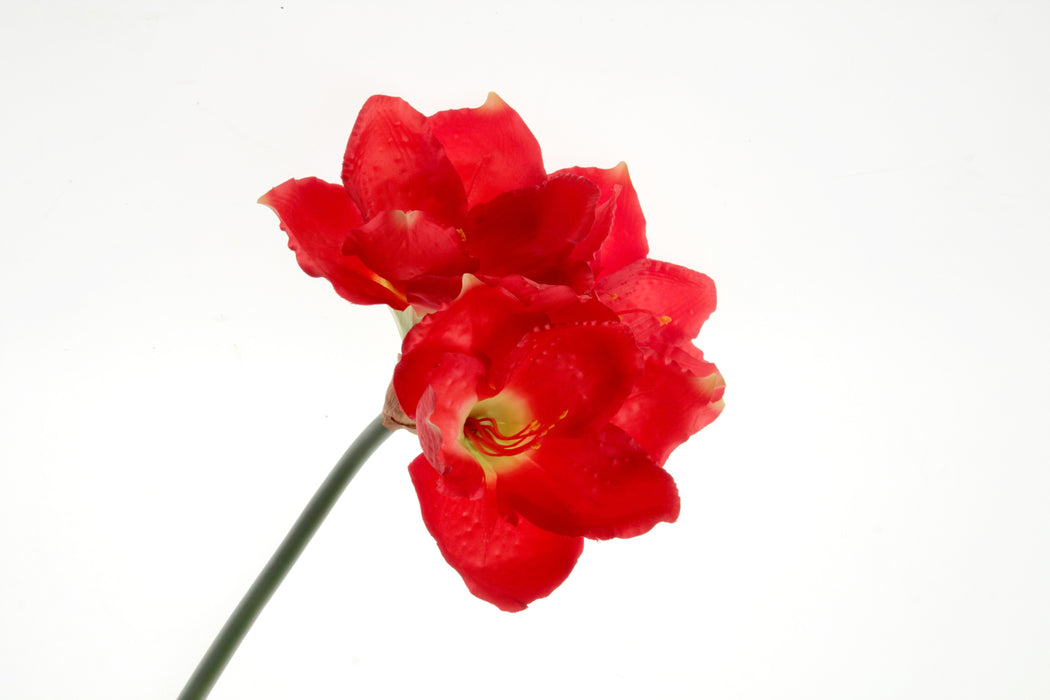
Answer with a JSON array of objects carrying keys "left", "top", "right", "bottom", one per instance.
[
  {"left": 341, "top": 95, "right": 466, "bottom": 224},
  {"left": 258, "top": 178, "right": 406, "bottom": 308},
  {"left": 557, "top": 162, "right": 648, "bottom": 278},
  {"left": 596, "top": 258, "right": 717, "bottom": 346},
  {"left": 427, "top": 93, "right": 546, "bottom": 210},
  {"left": 463, "top": 173, "right": 598, "bottom": 290},
  {"left": 394, "top": 284, "right": 546, "bottom": 417},
  {"left": 492, "top": 322, "right": 641, "bottom": 436},
  {"left": 612, "top": 354, "right": 726, "bottom": 466},
  {"left": 492, "top": 276, "right": 620, "bottom": 326},
  {"left": 413, "top": 353, "right": 489, "bottom": 498},
  {"left": 664, "top": 342, "right": 725, "bottom": 387},
  {"left": 498, "top": 425, "right": 680, "bottom": 540},
  {"left": 343, "top": 210, "right": 476, "bottom": 310},
  {"left": 409, "top": 454, "right": 584, "bottom": 612}
]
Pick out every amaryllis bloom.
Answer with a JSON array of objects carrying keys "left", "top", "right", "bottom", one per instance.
[
  {"left": 259, "top": 93, "right": 648, "bottom": 313},
  {"left": 178, "top": 91, "right": 725, "bottom": 700},
  {"left": 258, "top": 91, "right": 725, "bottom": 611},
  {"left": 393, "top": 269, "right": 724, "bottom": 611}
]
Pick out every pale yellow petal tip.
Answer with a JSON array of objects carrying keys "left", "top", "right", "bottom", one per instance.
[
  {"left": 257, "top": 184, "right": 288, "bottom": 208},
  {"left": 257, "top": 191, "right": 280, "bottom": 211},
  {"left": 482, "top": 91, "right": 507, "bottom": 111},
  {"left": 460, "top": 273, "right": 486, "bottom": 294},
  {"left": 698, "top": 370, "right": 727, "bottom": 404}
]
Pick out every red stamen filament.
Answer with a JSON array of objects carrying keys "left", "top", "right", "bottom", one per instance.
[{"left": 464, "top": 416, "right": 546, "bottom": 457}]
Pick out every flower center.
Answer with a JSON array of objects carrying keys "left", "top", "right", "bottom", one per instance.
[{"left": 463, "top": 416, "right": 545, "bottom": 457}]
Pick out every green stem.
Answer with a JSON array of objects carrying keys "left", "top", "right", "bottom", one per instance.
[{"left": 177, "top": 414, "right": 393, "bottom": 700}]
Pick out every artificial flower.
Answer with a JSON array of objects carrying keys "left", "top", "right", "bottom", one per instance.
[
  {"left": 258, "top": 91, "right": 725, "bottom": 611},
  {"left": 393, "top": 273, "right": 724, "bottom": 610},
  {"left": 259, "top": 93, "right": 648, "bottom": 313},
  {"left": 179, "top": 90, "right": 727, "bottom": 700}
]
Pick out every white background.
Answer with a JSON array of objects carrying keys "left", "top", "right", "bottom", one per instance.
[{"left": 2, "top": 1, "right": 1048, "bottom": 698}]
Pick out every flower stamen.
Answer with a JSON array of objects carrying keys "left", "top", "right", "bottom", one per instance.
[{"left": 464, "top": 416, "right": 546, "bottom": 456}]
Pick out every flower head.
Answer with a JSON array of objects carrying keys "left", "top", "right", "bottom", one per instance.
[
  {"left": 259, "top": 94, "right": 648, "bottom": 313},
  {"left": 261, "top": 93, "right": 724, "bottom": 610},
  {"left": 393, "top": 273, "right": 723, "bottom": 610}
]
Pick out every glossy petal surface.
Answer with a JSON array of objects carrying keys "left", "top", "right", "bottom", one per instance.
[
  {"left": 414, "top": 353, "right": 489, "bottom": 497},
  {"left": 344, "top": 209, "right": 475, "bottom": 310},
  {"left": 464, "top": 173, "right": 599, "bottom": 290},
  {"left": 394, "top": 284, "right": 547, "bottom": 417},
  {"left": 498, "top": 425, "right": 681, "bottom": 540},
  {"left": 409, "top": 454, "right": 584, "bottom": 612},
  {"left": 557, "top": 163, "right": 648, "bottom": 278},
  {"left": 493, "top": 322, "right": 641, "bottom": 435},
  {"left": 613, "top": 355, "right": 726, "bottom": 466},
  {"left": 597, "top": 258, "right": 717, "bottom": 346},
  {"left": 341, "top": 95, "right": 466, "bottom": 224},
  {"left": 258, "top": 178, "right": 406, "bottom": 307},
  {"left": 427, "top": 92, "right": 546, "bottom": 210}
]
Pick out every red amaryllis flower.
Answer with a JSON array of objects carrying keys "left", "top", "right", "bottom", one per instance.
[
  {"left": 177, "top": 92, "right": 725, "bottom": 700},
  {"left": 258, "top": 93, "right": 648, "bottom": 312},
  {"left": 393, "top": 270, "right": 724, "bottom": 611}
]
